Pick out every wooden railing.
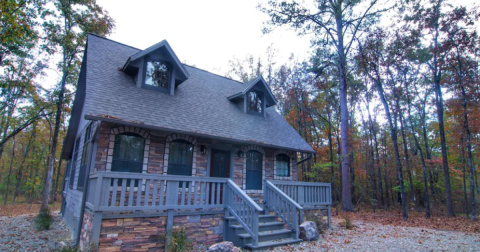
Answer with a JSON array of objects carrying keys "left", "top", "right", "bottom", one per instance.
[
  {"left": 224, "top": 180, "right": 263, "bottom": 246},
  {"left": 269, "top": 180, "right": 332, "bottom": 207},
  {"left": 86, "top": 172, "right": 228, "bottom": 212},
  {"left": 264, "top": 181, "right": 303, "bottom": 239}
]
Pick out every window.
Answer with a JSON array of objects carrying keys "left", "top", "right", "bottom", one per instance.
[
  {"left": 246, "top": 150, "right": 262, "bottom": 190},
  {"left": 69, "top": 138, "right": 80, "bottom": 189},
  {"left": 167, "top": 140, "right": 193, "bottom": 177},
  {"left": 77, "top": 124, "right": 93, "bottom": 191},
  {"left": 247, "top": 91, "right": 263, "bottom": 113},
  {"left": 276, "top": 154, "right": 290, "bottom": 177},
  {"left": 111, "top": 133, "right": 145, "bottom": 173},
  {"left": 144, "top": 60, "right": 171, "bottom": 90}
]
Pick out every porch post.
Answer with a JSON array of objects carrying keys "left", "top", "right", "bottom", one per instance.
[
  {"left": 91, "top": 211, "right": 103, "bottom": 246},
  {"left": 165, "top": 181, "right": 178, "bottom": 246}
]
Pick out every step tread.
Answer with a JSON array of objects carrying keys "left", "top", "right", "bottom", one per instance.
[
  {"left": 224, "top": 214, "right": 275, "bottom": 220},
  {"left": 245, "top": 238, "right": 302, "bottom": 249},
  {"left": 237, "top": 228, "right": 292, "bottom": 238},
  {"left": 229, "top": 221, "right": 284, "bottom": 229}
]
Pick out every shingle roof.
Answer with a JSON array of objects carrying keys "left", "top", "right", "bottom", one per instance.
[{"left": 83, "top": 34, "right": 314, "bottom": 153}]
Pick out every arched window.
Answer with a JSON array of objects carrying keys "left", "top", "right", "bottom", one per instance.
[
  {"left": 167, "top": 140, "right": 194, "bottom": 176},
  {"left": 276, "top": 154, "right": 290, "bottom": 177},
  {"left": 246, "top": 150, "right": 262, "bottom": 189},
  {"left": 111, "top": 133, "right": 145, "bottom": 173}
]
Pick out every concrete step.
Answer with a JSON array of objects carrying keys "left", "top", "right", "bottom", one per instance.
[
  {"left": 244, "top": 238, "right": 303, "bottom": 251},
  {"left": 225, "top": 214, "right": 278, "bottom": 224}
]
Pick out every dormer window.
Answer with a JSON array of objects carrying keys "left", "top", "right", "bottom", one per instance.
[
  {"left": 247, "top": 91, "right": 263, "bottom": 113},
  {"left": 144, "top": 60, "right": 171, "bottom": 90}
]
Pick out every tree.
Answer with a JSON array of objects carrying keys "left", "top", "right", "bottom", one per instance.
[
  {"left": 260, "top": 0, "right": 388, "bottom": 212},
  {"left": 39, "top": 0, "right": 114, "bottom": 213}
]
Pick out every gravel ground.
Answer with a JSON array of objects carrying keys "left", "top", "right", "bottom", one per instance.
[
  {"left": 269, "top": 217, "right": 480, "bottom": 252},
  {"left": 0, "top": 211, "right": 71, "bottom": 251}
]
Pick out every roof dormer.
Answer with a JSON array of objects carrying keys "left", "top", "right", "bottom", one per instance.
[
  {"left": 227, "top": 76, "right": 277, "bottom": 117},
  {"left": 122, "top": 40, "right": 189, "bottom": 95}
]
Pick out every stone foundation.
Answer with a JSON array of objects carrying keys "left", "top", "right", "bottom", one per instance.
[
  {"left": 80, "top": 211, "right": 94, "bottom": 250},
  {"left": 98, "top": 214, "right": 224, "bottom": 252}
]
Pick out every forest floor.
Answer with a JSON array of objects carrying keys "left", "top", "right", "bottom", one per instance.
[{"left": 270, "top": 208, "right": 480, "bottom": 252}]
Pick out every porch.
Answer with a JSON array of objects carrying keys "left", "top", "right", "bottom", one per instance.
[{"left": 85, "top": 171, "right": 331, "bottom": 250}]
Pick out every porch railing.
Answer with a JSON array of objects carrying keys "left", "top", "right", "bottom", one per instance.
[
  {"left": 264, "top": 181, "right": 303, "bottom": 239},
  {"left": 86, "top": 172, "right": 228, "bottom": 212},
  {"left": 269, "top": 180, "right": 332, "bottom": 207},
  {"left": 224, "top": 180, "right": 262, "bottom": 246}
]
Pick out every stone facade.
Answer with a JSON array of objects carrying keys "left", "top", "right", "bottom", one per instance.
[
  {"left": 80, "top": 211, "right": 94, "bottom": 250},
  {"left": 94, "top": 122, "right": 298, "bottom": 190},
  {"left": 98, "top": 214, "right": 223, "bottom": 252}
]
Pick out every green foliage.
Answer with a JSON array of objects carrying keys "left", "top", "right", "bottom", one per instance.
[
  {"left": 342, "top": 216, "right": 353, "bottom": 230},
  {"left": 57, "top": 245, "right": 78, "bottom": 252},
  {"left": 166, "top": 229, "right": 192, "bottom": 252},
  {"left": 34, "top": 210, "right": 53, "bottom": 231}
]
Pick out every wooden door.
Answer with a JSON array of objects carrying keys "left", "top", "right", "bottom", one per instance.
[{"left": 210, "top": 149, "right": 230, "bottom": 204}]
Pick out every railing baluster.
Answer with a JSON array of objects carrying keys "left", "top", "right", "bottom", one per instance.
[
  {"left": 193, "top": 181, "right": 198, "bottom": 205},
  {"left": 200, "top": 182, "right": 205, "bottom": 205},
  {"left": 119, "top": 179, "right": 127, "bottom": 207},
  {"left": 159, "top": 180, "right": 165, "bottom": 206},
  {"left": 136, "top": 179, "right": 142, "bottom": 206},
  {"left": 128, "top": 180, "right": 135, "bottom": 207},
  {"left": 206, "top": 182, "right": 210, "bottom": 206},
  {"left": 216, "top": 182, "right": 221, "bottom": 206},
  {"left": 144, "top": 179, "right": 151, "bottom": 206},
  {"left": 181, "top": 181, "right": 186, "bottom": 206},
  {"left": 152, "top": 180, "right": 158, "bottom": 207},
  {"left": 111, "top": 179, "right": 118, "bottom": 207}
]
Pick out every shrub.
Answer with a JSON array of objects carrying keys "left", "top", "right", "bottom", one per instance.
[
  {"left": 342, "top": 216, "right": 353, "bottom": 230},
  {"left": 167, "top": 229, "right": 192, "bottom": 252},
  {"left": 34, "top": 210, "right": 53, "bottom": 231},
  {"left": 57, "top": 245, "right": 78, "bottom": 252}
]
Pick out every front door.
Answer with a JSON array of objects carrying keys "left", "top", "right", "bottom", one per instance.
[{"left": 210, "top": 149, "right": 230, "bottom": 204}]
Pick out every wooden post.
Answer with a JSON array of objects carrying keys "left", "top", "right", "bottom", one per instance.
[
  {"left": 252, "top": 210, "right": 259, "bottom": 246},
  {"left": 91, "top": 211, "right": 103, "bottom": 247},
  {"left": 165, "top": 181, "right": 178, "bottom": 246},
  {"left": 298, "top": 186, "right": 305, "bottom": 205},
  {"left": 93, "top": 173, "right": 103, "bottom": 211}
]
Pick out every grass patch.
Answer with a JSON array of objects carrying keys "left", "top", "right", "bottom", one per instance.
[
  {"left": 167, "top": 229, "right": 192, "bottom": 252},
  {"left": 34, "top": 210, "right": 54, "bottom": 231}
]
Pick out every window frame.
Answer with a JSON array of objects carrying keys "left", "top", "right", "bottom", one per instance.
[
  {"left": 142, "top": 57, "right": 173, "bottom": 94},
  {"left": 69, "top": 138, "right": 81, "bottom": 189},
  {"left": 111, "top": 132, "right": 145, "bottom": 174},
  {"left": 246, "top": 150, "right": 263, "bottom": 190},
  {"left": 276, "top": 154, "right": 290, "bottom": 177},
  {"left": 246, "top": 90, "right": 264, "bottom": 116},
  {"left": 167, "top": 139, "right": 194, "bottom": 177},
  {"left": 77, "top": 124, "right": 93, "bottom": 191}
]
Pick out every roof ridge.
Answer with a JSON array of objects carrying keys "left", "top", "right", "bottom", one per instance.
[
  {"left": 88, "top": 33, "right": 142, "bottom": 51},
  {"left": 182, "top": 64, "right": 245, "bottom": 85}
]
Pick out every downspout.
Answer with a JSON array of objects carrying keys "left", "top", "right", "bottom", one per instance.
[
  {"left": 296, "top": 153, "right": 313, "bottom": 181},
  {"left": 74, "top": 122, "right": 101, "bottom": 247}
]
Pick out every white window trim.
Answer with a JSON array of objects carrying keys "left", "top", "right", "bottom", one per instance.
[{"left": 106, "top": 126, "right": 151, "bottom": 173}]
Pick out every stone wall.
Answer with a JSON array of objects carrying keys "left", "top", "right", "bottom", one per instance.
[
  {"left": 80, "top": 211, "right": 94, "bottom": 250},
  {"left": 94, "top": 121, "right": 299, "bottom": 191},
  {"left": 98, "top": 214, "right": 223, "bottom": 252}
]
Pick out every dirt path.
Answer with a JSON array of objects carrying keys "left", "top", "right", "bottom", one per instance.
[
  {"left": 0, "top": 211, "right": 70, "bottom": 251},
  {"left": 271, "top": 217, "right": 480, "bottom": 252}
]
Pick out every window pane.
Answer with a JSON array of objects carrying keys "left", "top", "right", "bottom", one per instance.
[
  {"left": 168, "top": 140, "right": 193, "bottom": 176},
  {"left": 247, "top": 91, "right": 262, "bottom": 113},
  {"left": 145, "top": 61, "right": 170, "bottom": 89},
  {"left": 112, "top": 133, "right": 145, "bottom": 174},
  {"left": 246, "top": 151, "right": 262, "bottom": 189},
  {"left": 276, "top": 154, "right": 290, "bottom": 177}
]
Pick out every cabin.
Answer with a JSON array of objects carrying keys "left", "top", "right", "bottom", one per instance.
[{"left": 60, "top": 34, "right": 331, "bottom": 251}]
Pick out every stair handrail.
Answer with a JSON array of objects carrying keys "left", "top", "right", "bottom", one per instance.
[
  {"left": 225, "top": 179, "right": 262, "bottom": 246},
  {"left": 264, "top": 180, "right": 303, "bottom": 239}
]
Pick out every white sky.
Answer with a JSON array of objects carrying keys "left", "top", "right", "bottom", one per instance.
[{"left": 96, "top": 0, "right": 313, "bottom": 75}]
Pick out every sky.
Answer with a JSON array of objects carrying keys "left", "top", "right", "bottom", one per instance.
[{"left": 96, "top": 0, "right": 314, "bottom": 75}]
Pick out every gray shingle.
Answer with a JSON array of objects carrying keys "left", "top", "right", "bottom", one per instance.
[{"left": 84, "top": 34, "right": 314, "bottom": 153}]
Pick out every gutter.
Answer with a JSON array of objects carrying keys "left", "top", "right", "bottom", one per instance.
[
  {"left": 74, "top": 122, "right": 101, "bottom": 247},
  {"left": 296, "top": 153, "right": 313, "bottom": 181}
]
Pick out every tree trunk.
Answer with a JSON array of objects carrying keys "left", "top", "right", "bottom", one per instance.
[
  {"left": 52, "top": 159, "right": 63, "bottom": 203},
  {"left": 375, "top": 79, "right": 408, "bottom": 220},
  {"left": 367, "top": 103, "right": 384, "bottom": 208},
  {"left": 327, "top": 109, "right": 336, "bottom": 202},
  {"left": 461, "top": 133, "right": 469, "bottom": 218},
  {"left": 399, "top": 114, "right": 416, "bottom": 205},
  {"left": 3, "top": 136, "right": 16, "bottom": 205},
  {"left": 461, "top": 85, "right": 476, "bottom": 220},
  {"left": 40, "top": 75, "right": 67, "bottom": 212}
]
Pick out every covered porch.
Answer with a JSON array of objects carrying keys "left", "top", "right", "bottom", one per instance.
[{"left": 84, "top": 171, "right": 331, "bottom": 250}]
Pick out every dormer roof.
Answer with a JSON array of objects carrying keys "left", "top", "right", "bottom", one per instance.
[
  {"left": 122, "top": 40, "right": 190, "bottom": 81},
  {"left": 227, "top": 76, "right": 277, "bottom": 107}
]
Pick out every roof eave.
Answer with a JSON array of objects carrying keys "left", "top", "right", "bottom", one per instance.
[{"left": 85, "top": 114, "right": 315, "bottom": 154}]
